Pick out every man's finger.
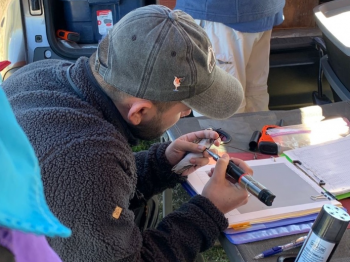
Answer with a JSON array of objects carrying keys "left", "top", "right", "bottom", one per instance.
[
  {"left": 171, "top": 139, "right": 205, "bottom": 153},
  {"left": 182, "top": 130, "right": 219, "bottom": 143},
  {"left": 211, "top": 153, "right": 229, "bottom": 182},
  {"left": 230, "top": 157, "right": 254, "bottom": 175},
  {"left": 202, "top": 148, "right": 218, "bottom": 157},
  {"left": 189, "top": 156, "right": 209, "bottom": 167}
]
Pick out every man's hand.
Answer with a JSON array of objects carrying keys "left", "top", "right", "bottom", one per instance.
[
  {"left": 165, "top": 130, "right": 220, "bottom": 176},
  {"left": 202, "top": 154, "right": 250, "bottom": 214}
]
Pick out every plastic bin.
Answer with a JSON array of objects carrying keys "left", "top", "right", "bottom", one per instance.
[
  {"left": 61, "top": 0, "right": 145, "bottom": 44},
  {"left": 314, "top": 0, "right": 350, "bottom": 90}
]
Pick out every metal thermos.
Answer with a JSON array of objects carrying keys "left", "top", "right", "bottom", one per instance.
[{"left": 295, "top": 204, "right": 350, "bottom": 262}]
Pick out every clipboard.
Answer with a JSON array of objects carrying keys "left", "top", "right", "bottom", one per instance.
[
  {"left": 186, "top": 157, "right": 340, "bottom": 225},
  {"left": 182, "top": 182, "right": 317, "bottom": 235},
  {"left": 182, "top": 156, "right": 342, "bottom": 244},
  {"left": 182, "top": 181, "right": 317, "bottom": 244},
  {"left": 283, "top": 136, "right": 350, "bottom": 200},
  {"left": 183, "top": 181, "right": 347, "bottom": 244}
]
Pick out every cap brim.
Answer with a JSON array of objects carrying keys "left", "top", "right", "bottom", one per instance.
[{"left": 182, "top": 66, "right": 243, "bottom": 119}]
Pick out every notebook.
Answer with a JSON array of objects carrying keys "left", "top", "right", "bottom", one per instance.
[
  {"left": 183, "top": 181, "right": 317, "bottom": 243},
  {"left": 186, "top": 157, "right": 341, "bottom": 228},
  {"left": 283, "top": 135, "right": 350, "bottom": 200}
]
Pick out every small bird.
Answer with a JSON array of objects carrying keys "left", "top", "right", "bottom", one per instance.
[{"left": 173, "top": 76, "right": 185, "bottom": 91}]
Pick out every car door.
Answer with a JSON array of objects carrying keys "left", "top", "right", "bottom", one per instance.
[{"left": 0, "top": 0, "right": 27, "bottom": 81}]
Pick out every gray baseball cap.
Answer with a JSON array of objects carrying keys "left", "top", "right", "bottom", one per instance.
[{"left": 95, "top": 5, "right": 243, "bottom": 119}]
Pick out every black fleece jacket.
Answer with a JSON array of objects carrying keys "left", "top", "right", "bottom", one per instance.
[{"left": 2, "top": 57, "right": 228, "bottom": 262}]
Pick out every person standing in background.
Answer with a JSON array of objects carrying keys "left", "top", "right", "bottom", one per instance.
[{"left": 175, "top": 0, "right": 285, "bottom": 114}]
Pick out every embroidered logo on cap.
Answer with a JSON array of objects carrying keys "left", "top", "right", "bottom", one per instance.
[
  {"left": 173, "top": 76, "right": 185, "bottom": 91},
  {"left": 207, "top": 47, "right": 216, "bottom": 74},
  {"left": 112, "top": 206, "right": 123, "bottom": 219}
]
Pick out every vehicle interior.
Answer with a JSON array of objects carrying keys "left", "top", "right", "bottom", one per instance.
[
  {"left": 42, "top": 0, "right": 156, "bottom": 61},
  {"left": 2, "top": 0, "right": 348, "bottom": 110}
]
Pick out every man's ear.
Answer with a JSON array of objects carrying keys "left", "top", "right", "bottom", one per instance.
[{"left": 127, "top": 100, "right": 154, "bottom": 125}]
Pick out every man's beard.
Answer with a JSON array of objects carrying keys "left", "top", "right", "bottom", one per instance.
[{"left": 126, "top": 113, "right": 166, "bottom": 141}]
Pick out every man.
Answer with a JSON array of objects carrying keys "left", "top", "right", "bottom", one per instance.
[
  {"left": 3, "top": 5, "right": 250, "bottom": 261},
  {"left": 175, "top": 0, "right": 285, "bottom": 113}
]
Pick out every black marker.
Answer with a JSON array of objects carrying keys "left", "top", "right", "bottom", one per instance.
[{"left": 205, "top": 149, "right": 276, "bottom": 206}]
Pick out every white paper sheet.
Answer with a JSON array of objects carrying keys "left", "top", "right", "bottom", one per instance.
[{"left": 284, "top": 135, "right": 350, "bottom": 196}]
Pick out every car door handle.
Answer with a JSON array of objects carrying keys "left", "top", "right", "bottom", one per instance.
[
  {"left": 30, "top": 0, "right": 40, "bottom": 11},
  {"left": 29, "top": 0, "right": 42, "bottom": 15}
]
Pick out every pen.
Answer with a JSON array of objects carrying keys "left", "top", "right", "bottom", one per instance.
[
  {"left": 205, "top": 149, "right": 276, "bottom": 206},
  {"left": 253, "top": 236, "right": 307, "bottom": 259}
]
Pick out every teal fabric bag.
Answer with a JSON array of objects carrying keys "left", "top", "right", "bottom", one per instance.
[{"left": 0, "top": 88, "right": 71, "bottom": 238}]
